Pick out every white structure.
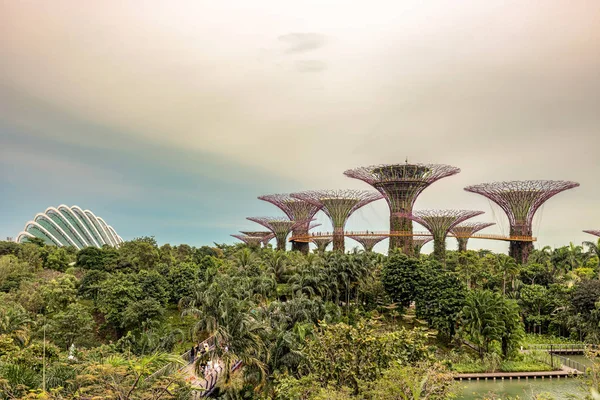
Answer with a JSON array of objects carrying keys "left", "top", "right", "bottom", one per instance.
[{"left": 16, "top": 205, "right": 123, "bottom": 249}]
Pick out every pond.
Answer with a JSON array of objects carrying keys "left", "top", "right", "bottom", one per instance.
[{"left": 457, "top": 378, "right": 588, "bottom": 399}]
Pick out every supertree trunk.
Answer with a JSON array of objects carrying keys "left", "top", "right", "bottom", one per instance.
[
  {"left": 509, "top": 225, "right": 533, "bottom": 264},
  {"left": 457, "top": 238, "right": 468, "bottom": 253},
  {"left": 390, "top": 212, "right": 414, "bottom": 256},
  {"left": 291, "top": 228, "right": 310, "bottom": 254},
  {"left": 333, "top": 227, "right": 345, "bottom": 252},
  {"left": 432, "top": 234, "right": 447, "bottom": 265}
]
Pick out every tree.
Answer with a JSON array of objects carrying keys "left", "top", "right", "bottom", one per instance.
[
  {"left": 166, "top": 262, "right": 199, "bottom": 302},
  {"left": 44, "top": 247, "right": 74, "bottom": 272},
  {"left": 414, "top": 262, "right": 467, "bottom": 339},
  {"left": 460, "top": 290, "right": 505, "bottom": 359},
  {"left": 584, "top": 238, "right": 600, "bottom": 279},
  {"left": 495, "top": 255, "right": 519, "bottom": 296},
  {"left": 41, "top": 275, "right": 78, "bottom": 314},
  {"left": 518, "top": 284, "right": 551, "bottom": 334},
  {"left": 302, "top": 320, "right": 430, "bottom": 395},
  {"left": 47, "top": 303, "right": 95, "bottom": 349},
  {"left": 381, "top": 252, "right": 421, "bottom": 308}
]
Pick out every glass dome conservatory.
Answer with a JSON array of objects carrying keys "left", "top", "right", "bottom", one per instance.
[{"left": 16, "top": 205, "right": 123, "bottom": 249}]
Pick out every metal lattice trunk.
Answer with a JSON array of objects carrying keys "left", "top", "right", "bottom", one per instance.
[
  {"left": 240, "top": 231, "right": 274, "bottom": 248},
  {"left": 413, "top": 236, "right": 433, "bottom": 254},
  {"left": 292, "top": 190, "right": 382, "bottom": 253},
  {"left": 404, "top": 210, "right": 484, "bottom": 265},
  {"left": 347, "top": 235, "right": 388, "bottom": 252},
  {"left": 312, "top": 236, "right": 333, "bottom": 253},
  {"left": 258, "top": 194, "right": 323, "bottom": 254},
  {"left": 465, "top": 180, "right": 579, "bottom": 264},
  {"left": 450, "top": 222, "right": 495, "bottom": 252},
  {"left": 344, "top": 163, "right": 460, "bottom": 255},
  {"left": 231, "top": 234, "right": 263, "bottom": 248},
  {"left": 246, "top": 217, "right": 311, "bottom": 251}
]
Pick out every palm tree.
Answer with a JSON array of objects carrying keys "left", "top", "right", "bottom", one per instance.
[
  {"left": 583, "top": 238, "right": 600, "bottom": 278},
  {"left": 496, "top": 255, "right": 519, "bottom": 296},
  {"left": 460, "top": 290, "right": 505, "bottom": 359}
]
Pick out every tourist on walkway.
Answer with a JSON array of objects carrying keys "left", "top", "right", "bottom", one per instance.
[{"left": 190, "top": 346, "right": 196, "bottom": 363}]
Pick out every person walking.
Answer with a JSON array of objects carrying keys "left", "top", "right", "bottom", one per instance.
[{"left": 190, "top": 346, "right": 196, "bottom": 363}]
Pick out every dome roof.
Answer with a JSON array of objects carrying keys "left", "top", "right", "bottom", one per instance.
[{"left": 16, "top": 205, "right": 123, "bottom": 249}]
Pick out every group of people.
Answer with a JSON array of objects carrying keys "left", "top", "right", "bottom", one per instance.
[{"left": 189, "top": 341, "right": 211, "bottom": 363}]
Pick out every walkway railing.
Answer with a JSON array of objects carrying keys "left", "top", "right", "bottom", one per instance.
[
  {"left": 531, "top": 350, "right": 589, "bottom": 375},
  {"left": 290, "top": 231, "right": 536, "bottom": 242},
  {"left": 145, "top": 336, "right": 218, "bottom": 393},
  {"left": 523, "top": 343, "right": 589, "bottom": 353}
]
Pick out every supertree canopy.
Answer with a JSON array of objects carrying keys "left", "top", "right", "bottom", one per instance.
[
  {"left": 344, "top": 163, "right": 460, "bottom": 255},
  {"left": 584, "top": 230, "right": 600, "bottom": 238},
  {"left": 413, "top": 236, "right": 433, "bottom": 254},
  {"left": 239, "top": 231, "right": 274, "bottom": 247},
  {"left": 405, "top": 210, "right": 484, "bottom": 264},
  {"left": 292, "top": 190, "right": 382, "bottom": 252},
  {"left": 347, "top": 235, "right": 388, "bottom": 252},
  {"left": 312, "top": 236, "right": 333, "bottom": 253},
  {"left": 258, "top": 194, "right": 322, "bottom": 254},
  {"left": 450, "top": 222, "right": 496, "bottom": 252},
  {"left": 465, "top": 180, "right": 579, "bottom": 264},
  {"left": 247, "top": 217, "right": 308, "bottom": 251},
  {"left": 231, "top": 234, "right": 263, "bottom": 248}
]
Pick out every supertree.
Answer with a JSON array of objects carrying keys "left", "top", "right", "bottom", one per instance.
[
  {"left": 465, "top": 180, "right": 580, "bottom": 264},
  {"left": 246, "top": 217, "right": 309, "bottom": 251},
  {"left": 412, "top": 236, "right": 433, "bottom": 255},
  {"left": 311, "top": 236, "right": 333, "bottom": 253},
  {"left": 239, "top": 231, "right": 274, "bottom": 247},
  {"left": 231, "top": 234, "right": 263, "bottom": 249},
  {"left": 292, "top": 190, "right": 383, "bottom": 252},
  {"left": 404, "top": 210, "right": 484, "bottom": 264},
  {"left": 344, "top": 163, "right": 460, "bottom": 255},
  {"left": 584, "top": 230, "right": 600, "bottom": 238},
  {"left": 450, "top": 222, "right": 496, "bottom": 252},
  {"left": 258, "top": 194, "right": 323, "bottom": 254},
  {"left": 347, "top": 235, "right": 388, "bottom": 252}
]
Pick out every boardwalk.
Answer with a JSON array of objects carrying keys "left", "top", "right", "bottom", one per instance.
[{"left": 455, "top": 366, "right": 581, "bottom": 381}]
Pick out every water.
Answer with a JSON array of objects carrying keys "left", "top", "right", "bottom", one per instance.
[{"left": 458, "top": 378, "right": 588, "bottom": 399}]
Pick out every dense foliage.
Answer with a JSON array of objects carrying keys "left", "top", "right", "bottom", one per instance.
[{"left": 0, "top": 236, "right": 599, "bottom": 399}]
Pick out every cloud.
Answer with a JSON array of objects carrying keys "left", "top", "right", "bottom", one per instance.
[
  {"left": 295, "top": 60, "right": 327, "bottom": 73},
  {"left": 278, "top": 33, "right": 326, "bottom": 54}
]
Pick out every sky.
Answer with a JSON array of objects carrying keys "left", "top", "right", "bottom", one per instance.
[{"left": 1, "top": 0, "right": 599, "bottom": 254}]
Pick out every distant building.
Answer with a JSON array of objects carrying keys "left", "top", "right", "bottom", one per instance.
[{"left": 16, "top": 205, "right": 123, "bottom": 249}]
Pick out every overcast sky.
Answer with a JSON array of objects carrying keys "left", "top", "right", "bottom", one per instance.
[{"left": 1, "top": 1, "right": 599, "bottom": 253}]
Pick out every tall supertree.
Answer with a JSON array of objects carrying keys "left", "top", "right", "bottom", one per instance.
[
  {"left": 465, "top": 180, "right": 580, "bottom": 264},
  {"left": 311, "top": 236, "right": 333, "bottom": 253},
  {"left": 292, "top": 190, "right": 382, "bottom": 252},
  {"left": 344, "top": 163, "right": 460, "bottom": 255},
  {"left": 450, "top": 222, "right": 496, "bottom": 252},
  {"left": 405, "top": 210, "right": 484, "bottom": 264},
  {"left": 347, "top": 235, "right": 388, "bottom": 252},
  {"left": 247, "top": 217, "right": 309, "bottom": 251},
  {"left": 413, "top": 236, "right": 433, "bottom": 255},
  {"left": 231, "top": 234, "right": 263, "bottom": 249},
  {"left": 258, "top": 194, "right": 323, "bottom": 254},
  {"left": 584, "top": 230, "right": 600, "bottom": 238},
  {"left": 239, "top": 231, "right": 274, "bottom": 248}
]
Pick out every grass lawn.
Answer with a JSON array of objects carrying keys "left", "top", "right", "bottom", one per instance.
[{"left": 452, "top": 359, "right": 557, "bottom": 373}]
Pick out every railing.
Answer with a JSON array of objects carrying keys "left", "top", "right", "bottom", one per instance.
[
  {"left": 145, "top": 336, "right": 216, "bottom": 388},
  {"left": 523, "top": 343, "right": 589, "bottom": 353},
  {"left": 531, "top": 350, "right": 589, "bottom": 375},
  {"left": 289, "top": 231, "right": 536, "bottom": 242}
]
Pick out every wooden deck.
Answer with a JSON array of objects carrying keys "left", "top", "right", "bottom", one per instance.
[{"left": 455, "top": 366, "right": 581, "bottom": 381}]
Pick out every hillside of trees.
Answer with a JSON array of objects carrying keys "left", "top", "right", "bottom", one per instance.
[{"left": 1, "top": 237, "right": 600, "bottom": 399}]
